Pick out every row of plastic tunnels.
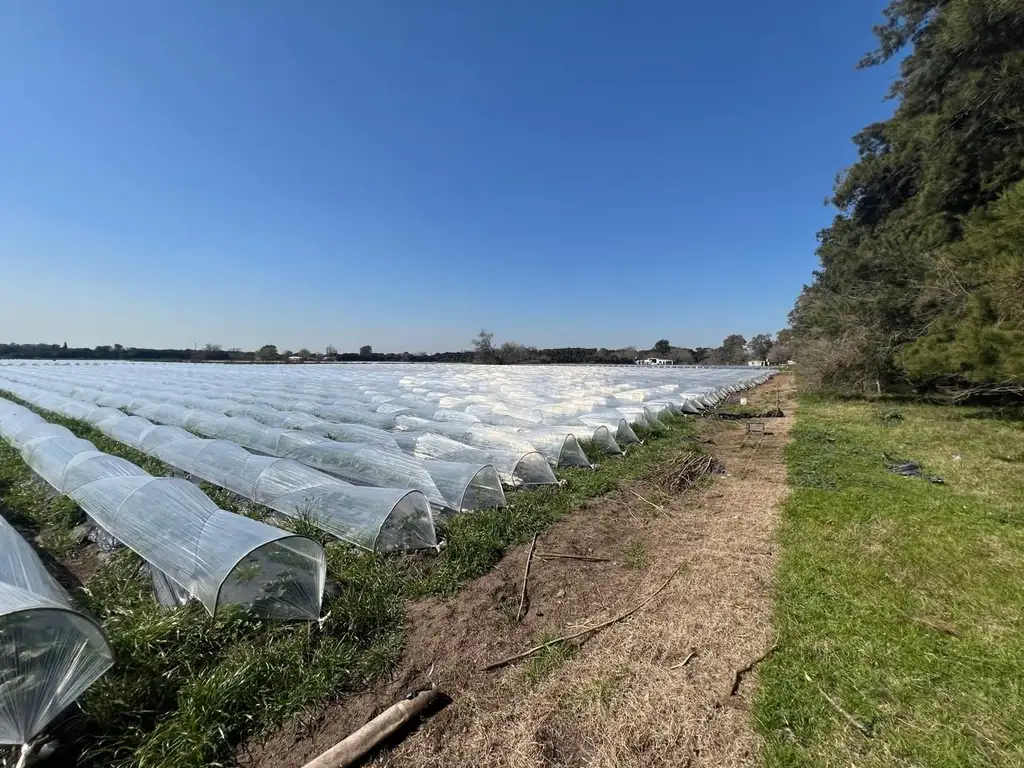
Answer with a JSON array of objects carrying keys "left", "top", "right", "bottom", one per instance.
[{"left": 0, "top": 362, "right": 773, "bottom": 747}]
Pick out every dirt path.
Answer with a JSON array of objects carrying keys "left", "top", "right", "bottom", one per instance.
[{"left": 243, "top": 374, "right": 796, "bottom": 768}]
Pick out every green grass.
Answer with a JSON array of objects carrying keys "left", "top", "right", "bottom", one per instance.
[
  {"left": 0, "top": 443, "right": 84, "bottom": 531},
  {"left": 524, "top": 631, "right": 577, "bottom": 685},
  {"left": 622, "top": 539, "right": 648, "bottom": 569},
  {"left": 756, "top": 393, "right": 1024, "bottom": 767},
  {"left": 0, "top": 392, "right": 701, "bottom": 766},
  {"left": 573, "top": 673, "right": 621, "bottom": 713}
]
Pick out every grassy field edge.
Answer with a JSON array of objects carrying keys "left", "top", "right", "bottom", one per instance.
[{"left": 755, "top": 392, "right": 1024, "bottom": 766}]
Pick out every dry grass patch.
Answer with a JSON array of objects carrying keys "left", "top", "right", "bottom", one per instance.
[{"left": 352, "top": 375, "right": 796, "bottom": 768}]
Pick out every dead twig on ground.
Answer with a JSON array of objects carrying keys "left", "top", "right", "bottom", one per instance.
[
  {"left": 804, "top": 673, "right": 873, "bottom": 738},
  {"left": 729, "top": 636, "right": 779, "bottom": 696},
  {"left": 670, "top": 651, "right": 697, "bottom": 670},
  {"left": 536, "top": 552, "right": 611, "bottom": 562},
  {"left": 482, "top": 561, "right": 687, "bottom": 672},
  {"left": 516, "top": 534, "right": 538, "bottom": 622},
  {"left": 629, "top": 489, "right": 664, "bottom": 511}
]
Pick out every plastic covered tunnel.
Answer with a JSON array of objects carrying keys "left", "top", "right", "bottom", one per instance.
[
  {"left": 1, "top": 388, "right": 439, "bottom": 553},
  {"left": 390, "top": 430, "right": 558, "bottom": 488},
  {"left": 70, "top": 476, "right": 325, "bottom": 618},
  {"left": 124, "top": 400, "right": 504, "bottom": 516},
  {"left": 46, "top": 390, "right": 505, "bottom": 517},
  {"left": 395, "top": 418, "right": 591, "bottom": 469},
  {"left": 145, "top": 436, "right": 437, "bottom": 553},
  {"left": 0, "top": 514, "right": 114, "bottom": 747},
  {"left": 0, "top": 398, "right": 326, "bottom": 621},
  {"left": 148, "top": 437, "right": 439, "bottom": 552},
  {"left": 0, "top": 364, "right": 777, "bottom": 513}
]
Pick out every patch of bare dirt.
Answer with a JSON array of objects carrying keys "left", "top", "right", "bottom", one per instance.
[
  {"left": 241, "top": 374, "right": 796, "bottom": 768},
  {"left": 59, "top": 542, "right": 105, "bottom": 587}
]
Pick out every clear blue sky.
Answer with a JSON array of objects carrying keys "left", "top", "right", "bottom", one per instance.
[{"left": 0, "top": 1, "right": 897, "bottom": 353}]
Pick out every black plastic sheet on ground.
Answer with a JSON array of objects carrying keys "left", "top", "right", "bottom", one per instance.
[{"left": 884, "top": 455, "right": 944, "bottom": 484}]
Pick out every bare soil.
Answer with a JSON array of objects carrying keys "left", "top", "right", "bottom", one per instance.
[
  {"left": 59, "top": 541, "right": 105, "bottom": 587},
  {"left": 241, "top": 375, "right": 796, "bottom": 768}
]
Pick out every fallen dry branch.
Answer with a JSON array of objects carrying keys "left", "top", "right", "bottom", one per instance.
[
  {"left": 536, "top": 552, "right": 612, "bottom": 563},
  {"left": 729, "top": 638, "right": 779, "bottom": 696},
  {"left": 629, "top": 488, "right": 664, "bottom": 511},
  {"left": 482, "top": 561, "right": 687, "bottom": 672},
  {"left": 804, "top": 673, "right": 873, "bottom": 738},
  {"left": 670, "top": 651, "right": 697, "bottom": 670},
  {"left": 301, "top": 687, "right": 442, "bottom": 768},
  {"left": 516, "top": 534, "right": 538, "bottom": 622},
  {"left": 650, "top": 451, "right": 723, "bottom": 493}
]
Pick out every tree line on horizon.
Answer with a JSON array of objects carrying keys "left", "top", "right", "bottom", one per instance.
[
  {"left": 466, "top": 329, "right": 791, "bottom": 365},
  {"left": 790, "top": 0, "right": 1024, "bottom": 399},
  {"left": 0, "top": 330, "right": 790, "bottom": 366}
]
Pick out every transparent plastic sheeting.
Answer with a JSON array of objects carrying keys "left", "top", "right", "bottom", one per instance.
[
  {"left": 151, "top": 439, "right": 439, "bottom": 551},
  {"left": 0, "top": 514, "right": 114, "bottom": 746},
  {"left": 0, "top": 388, "right": 440, "bottom": 553},
  {"left": 394, "top": 417, "right": 592, "bottom": 469},
  {"left": 132, "top": 403, "right": 502, "bottom": 514},
  {"left": 391, "top": 431, "right": 557, "bottom": 488},
  {"left": 98, "top": 418, "right": 439, "bottom": 552},
  {"left": 127, "top": 397, "right": 549, "bottom": 489},
  {"left": 0, "top": 363, "right": 773, "bottom": 425},
  {"left": 0, "top": 363, "right": 774, "bottom": 475},
  {"left": 0, "top": 398, "right": 325, "bottom": 621},
  {"left": 0, "top": 371, "right": 774, "bottom": 441},
  {"left": 0, "top": 378, "right": 504, "bottom": 521}
]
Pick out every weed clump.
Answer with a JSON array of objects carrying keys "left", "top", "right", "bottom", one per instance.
[
  {"left": 524, "top": 632, "right": 576, "bottom": 685},
  {"left": 881, "top": 408, "right": 905, "bottom": 423},
  {"left": 623, "top": 539, "right": 649, "bottom": 570}
]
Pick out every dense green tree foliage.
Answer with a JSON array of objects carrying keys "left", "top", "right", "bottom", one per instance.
[
  {"left": 720, "top": 334, "right": 748, "bottom": 364},
  {"left": 792, "top": 0, "right": 1024, "bottom": 397},
  {"left": 748, "top": 334, "right": 774, "bottom": 362}
]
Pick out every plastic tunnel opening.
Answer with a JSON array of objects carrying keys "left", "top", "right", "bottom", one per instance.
[
  {"left": 214, "top": 535, "right": 325, "bottom": 621},
  {"left": 558, "top": 435, "right": 592, "bottom": 468},
  {"left": 375, "top": 491, "right": 438, "bottom": 553},
  {"left": 615, "top": 421, "right": 641, "bottom": 445},
  {"left": 642, "top": 409, "right": 668, "bottom": 430},
  {"left": 511, "top": 452, "right": 558, "bottom": 488},
  {"left": 590, "top": 427, "right": 622, "bottom": 455},
  {"left": 458, "top": 465, "right": 506, "bottom": 512},
  {"left": 0, "top": 607, "right": 114, "bottom": 745}
]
